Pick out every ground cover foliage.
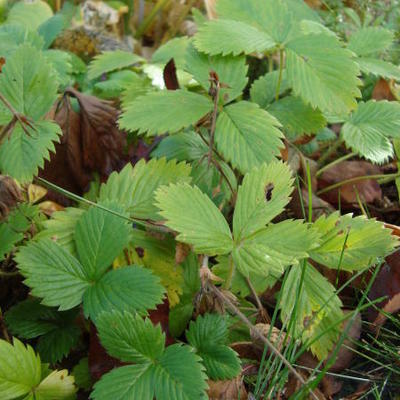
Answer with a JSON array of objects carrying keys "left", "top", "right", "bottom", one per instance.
[{"left": 1, "top": 0, "right": 400, "bottom": 398}]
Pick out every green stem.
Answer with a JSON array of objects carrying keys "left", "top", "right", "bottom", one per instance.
[
  {"left": 317, "top": 172, "right": 400, "bottom": 196},
  {"left": 316, "top": 151, "right": 356, "bottom": 177},
  {"left": 275, "top": 48, "right": 284, "bottom": 101},
  {"left": 224, "top": 255, "right": 235, "bottom": 290},
  {"left": 134, "top": 0, "right": 170, "bottom": 39},
  {"left": 317, "top": 138, "right": 344, "bottom": 167}
]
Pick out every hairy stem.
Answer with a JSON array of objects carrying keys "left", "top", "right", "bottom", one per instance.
[
  {"left": 208, "top": 81, "right": 220, "bottom": 166},
  {"left": 275, "top": 48, "right": 284, "bottom": 101}
]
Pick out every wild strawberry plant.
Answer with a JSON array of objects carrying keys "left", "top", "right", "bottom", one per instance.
[{"left": 0, "top": 0, "right": 400, "bottom": 398}]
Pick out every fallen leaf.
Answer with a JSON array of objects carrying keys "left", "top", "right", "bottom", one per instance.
[
  {"left": 318, "top": 161, "right": 382, "bottom": 207},
  {"left": 175, "top": 242, "right": 190, "bottom": 264},
  {"left": 207, "top": 376, "right": 248, "bottom": 400},
  {"left": 0, "top": 175, "right": 22, "bottom": 220},
  {"left": 368, "top": 250, "right": 400, "bottom": 328},
  {"left": 27, "top": 184, "right": 47, "bottom": 204},
  {"left": 39, "top": 201, "right": 64, "bottom": 216},
  {"left": 372, "top": 78, "right": 397, "bottom": 101}
]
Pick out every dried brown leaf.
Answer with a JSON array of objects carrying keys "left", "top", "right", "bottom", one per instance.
[{"left": 207, "top": 376, "right": 248, "bottom": 400}]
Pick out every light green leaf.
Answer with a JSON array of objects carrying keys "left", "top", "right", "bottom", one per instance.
[
  {"left": 194, "top": 19, "right": 276, "bottom": 56},
  {"left": 96, "top": 311, "right": 165, "bottom": 363},
  {"left": 99, "top": 158, "right": 191, "bottom": 220},
  {"left": 233, "top": 162, "right": 294, "bottom": 240},
  {"left": 152, "top": 37, "right": 190, "bottom": 69},
  {"left": 310, "top": 212, "right": 398, "bottom": 271},
  {"left": 185, "top": 43, "right": 248, "bottom": 103},
  {"left": 16, "top": 239, "right": 90, "bottom": 310},
  {"left": 88, "top": 50, "right": 144, "bottom": 80},
  {"left": 44, "top": 49, "right": 73, "bottom": 87},
  {"left": 286, "top": 34, "right": 361, "bottom": 115},
  {"left": 348, "top": 27, "right": 394, "bottom": 57},
  {"left": 35, "top": 208, "right": 84, "bottom": 254},
  {"left": 250, "top": 70, "right": 290, "bottom": 108},
  {"left": 268, "top": 96, "right": 326, "bottom": 138},
  {"left": 356, "top": 57, "right": 400, "bottom": 81},
  {"left": 120, "top": 74, "right": 154, "bottom": 107},
  {"left": 91, "top": 364, "right": 154, "bottom": 400},
  {"left": 154, "top": 344, "right": 208, "bottom": 400},
  {"left": 94, "top": 70, "right": 141, "bottom": 99},
  {"left": 281, "top": 263, "right": 343, "bottom": 359},
  {"left": 215, "top": 101, "right": 284, "bottom": 173},
  {"left": 119, "top": 90, "right": 213, "bottom": 136},
  {"left": 0, "top": 44, "right": 58, "bottom": 120},
  {"left": 6, "top": 0, "right": 53, "bottom": 30},
  {"left": 35, "top": 369, "right": 76, "bottom": 400},
  {"left": 0, "top": 338, "right": 41, "bottom": 400},
  {"left": 75, "top": 205, "right": 131, "bottom": 280},
  {"left": 0, "top": 121, "right": 61, "bottom": 183},
  {"left": 186, "top": 313, "right": 241, "bottom": 380},
  {"left": 83, "top": 266, "right": 165, "bottom": 321},
  {"left": 341, "top": 100, "right": 400, "bottom": 163},
  {"left": 155, "top": 183, "right": 233, "bottom": 255}
]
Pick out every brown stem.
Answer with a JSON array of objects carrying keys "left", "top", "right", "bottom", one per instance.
[
  {"left": 246, "top": 277, "right": 270, "bottom": 323},
  {"left": 208, "top": 81, "right": 220, "bottom": 166}
]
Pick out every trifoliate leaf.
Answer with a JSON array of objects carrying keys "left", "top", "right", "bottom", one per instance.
[
  {"left": 0, "top": 120, "right": 61, "bottom": 183},
  {"left": 152, "top": 36, "right": 190, "bottom": 69},
  {"left": 88, "top": 50, "right": 144, "bottom": 80},
  {"left": 16, "top": 239, "right": 90, "bottom": 310},
  {"left": 186, "top": 313, "right": 241, "bottom": 380},
  {"left": 5, "top": 298, "right": 79, "bottom": 363},
  {"left": 35, "top": 208, "right": 85, "bottom": 254},
  {"left": 154, "top": 344, "right": 208, "bottom": 400},
  {"left": 310, "top": 212, "right": 398, "bottom": 271},
  {"left": 35, "top": 369, "right": 76, "bottom": 400},
  {"left": 0, "top": 44, "right": 58, "bottom": 120},
  {"left": 250, "top": 70, "right": 290, "bottom": 109},
  {"left": 99, "top": 158, "right": 191, "bottom": 220},
  {"left": 185, "top": 43, "right": 248, "bottom": 103},
  {"left": 341, "top": 100, "right": 400, "bottom": 163},
  {"left": 91, "top": 364, "right": 154, "bottom": 400},
  {"left": 6, "top": 0, "right": 53, "bottom": 30},
  {"left": 0, "top": 338, "right": 41, "bottom": 400},
  {"left": 155, "top": 183, "right": 233, "bottom": 255},
  {"left": 233, "top": 162, "right": 294, "bottom": 240},
  {"left": 280, "top": 263, "right": 343, "bottom": 359},
  {"left": 119, "top": 90, "right": 213, "bottom": 136},
  {"left": 75, "top": 205, "right": 131, "bottom": 280},
  {"left": 194, "top": 19, "right": 276, "bottom": 56},
  {"left": 83, "top": 266, "right": 165, "bottom": 321},
  {"left": 356, "top": 58, "right": 400, "bottom": 81},
  {"left": 268, "top": 96, "right": 326, "bottom": 138},
  {"left": 348, "top": 27, "right": 394, "bottom": 57},
  {"left": 215, "top": 101, "right": 284, "bottom": 173},
  {"left": 96, "top": 311, "right": 165, "bottom": 363},
  {"left": 286, "top": 34, "right": 361, "bottom": 115}
]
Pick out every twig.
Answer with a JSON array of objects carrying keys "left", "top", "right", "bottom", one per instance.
[
  {"left": 208, "top": 284, "right": 320, "bottom": 400},
  {"left": 246, "top": 277, "right": 270, "bottom": 323},
  {"left": 208, "top": 72, "right": 220, "bottom": 166}
]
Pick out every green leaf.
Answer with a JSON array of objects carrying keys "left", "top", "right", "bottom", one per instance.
[
  {"left": 0, "top": 338, "right": 42, "bottom": 400},
  {"left": 0, "top": 44, "right": 58, "bottom": 120},
  {"left": 194, "top": 19, "right": 276, "bottom": 56},
  {"left": 75, "top": 205, "right": 131, "bottom": 280},
  {"left": 35, "top": 208, "right": 85, "bottom": 254},
  {"left": 0, "top": 121, "right": 61, "bottom": 183},
  {"left": 83, "top": 266, "right": 165, "bottom": 321},
  {"left": 35, "top": 369, "right": 76, "bottom": 400},
  {"left": 91, "top": 364, "right": 154, "bottom": 400},
  {"left": 119, "top": 90, "right": 213, "bottom": 136},
  {"left": 72, "top": 358, "right": 91, "bottom": 391},
  {"left": 6, "top": 0, "right": 53, "bottom": 30},
  {"left": 268, "top": 96, "right": 326, "bottom": 138},
  {"left": 356, "top": 57, "right": 400, "bottom": 81},
  {"left": 152, "top": 37, "right": 190, "bottom": 69},
  {"left": 286, "top": 34, "right": 361, "bottom": 115},
  {"left": 233, "top": 162, "right": 294, "bottom": 240},
  {"left": 281, "top": 263, "right": 343, "bottom": 359},
  {"left": 99, "top": 158, "right": 191, "bottom": 220},
  {"left": 310, "top": 212, "right": 398, "bottom": 271},
  {"left": 88, "top": 50, "right": 144, "bottom": 80},
  {"left": 341, "top": 100, "right": 400, "bottom": 163},
  {"left": 5, "top": 298, "right": 79, "bottom": 363},
  {"left": 155, "top": 183, "right": 233, "bottom": 255},
  {"left": 15, "top": 239, "right": 90, "bottom": 311},
  {"left": 250, "top": 70, "right": 290, "bottom": 108},
  {"left": 215, "top": 101, "right": 284, "bottom": 173},
  {"left": 96, "top": 311, "right": 165, "bottom": 363},
  {"left": 44, "top": 49, "right": 73, "bottom": 87},
  {"left": 186, "top": 313, "right": 241, "bottom": 380},
  {"left": 94, "top": 70, "right": 141, "bottom": 99},
  {"left": 154, "top": 344, "right": 208, "bottom": 400},
  {"left": 348, "top": 27, "right": 394, "bottom": 57},
  {"left": 185, "top": 43, "right": 248, "bottom": 103}
]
